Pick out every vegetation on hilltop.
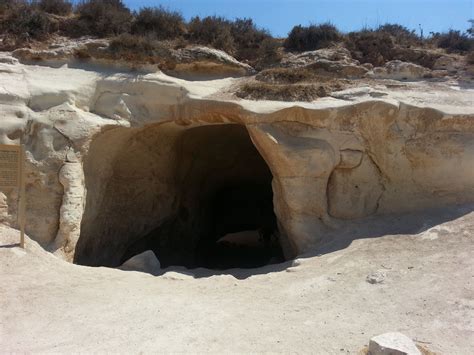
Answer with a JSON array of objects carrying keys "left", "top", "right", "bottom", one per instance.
[{"left": 0, "top": 0, "right": 472, "bottom": 68}]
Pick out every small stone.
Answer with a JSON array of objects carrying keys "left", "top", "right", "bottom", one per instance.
[
  {"left": 366, "top": 271, "right": 385, "bottom": 284},
  {"left": 369, "top": 332, "right": 421, "bottom": 355},
  {"left": 161, "top": 271, "right": 194, "bottom": 280}
]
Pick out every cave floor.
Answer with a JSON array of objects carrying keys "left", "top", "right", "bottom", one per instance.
[{"left": 1, "top": 205, "right": 473, "bottom": 354}]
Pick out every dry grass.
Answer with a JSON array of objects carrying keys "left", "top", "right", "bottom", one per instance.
[
  {"left": 236, "top": 82, "right": 328, "bottom": 102},
  {"left": 256, "top": 67, "right": 315, "bottom": 84}
]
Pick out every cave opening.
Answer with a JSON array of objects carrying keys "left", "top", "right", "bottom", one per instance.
[{"left": 76, "top": 123, "right": 285, "bottom": 271}]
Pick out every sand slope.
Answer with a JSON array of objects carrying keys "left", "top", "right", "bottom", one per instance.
[{"left": 1, "top": 205, "right": 473, "bottom": 354}]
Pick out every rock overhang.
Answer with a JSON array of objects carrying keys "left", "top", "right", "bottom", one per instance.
[{"left": 0, "top": 53, "right": 473, "bottom": 268}]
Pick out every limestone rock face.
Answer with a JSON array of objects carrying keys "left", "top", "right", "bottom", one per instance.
[
  {"left": 281, "top": 47, "right": 368, "bottom": 78},
  {"left": 369, "top": 332, "right": 421, "bottom": 355},
  {"left": 170, "top": 46, "right": 255, "bottom": 79},
  {"left": 328, "top": 154, "right": 384, "bottom": 219},
  {"left": 0, "top": 48, "right": 473, "bottom": 265},
  {"left": 371, "top": 60, "right": 428, "bottom": 80},
  {"left": 53, "top": 158, "right": 85, "bottom": 261}
]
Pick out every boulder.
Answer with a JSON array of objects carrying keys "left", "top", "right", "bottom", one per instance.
[
  {"left": 433, "top": 55, "right": 459, "bottom": 72},
  {"left": 371, "top": 60, "right": 428, "bottom": 80},
  {"left": 369, "top": 332, "right": 421, "bottom": 355},
  {"left": 281, "top": 47, "right": 355, "bottom": 67},
  {"left": 119, "top": 250, "right": 161, "bottom": 276}
]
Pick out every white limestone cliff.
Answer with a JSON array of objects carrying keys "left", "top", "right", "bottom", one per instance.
[{"left": 0, "top": 50, "right": 473, "bottom": 265}]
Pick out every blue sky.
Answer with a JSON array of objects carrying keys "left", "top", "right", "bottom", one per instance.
[{"left": 124, "top": 0, "right": 473, "bottom": 37}]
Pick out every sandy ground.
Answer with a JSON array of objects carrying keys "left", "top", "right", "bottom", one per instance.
[{"left": 1, "top": 205, "right": 473, "bottom": 354}]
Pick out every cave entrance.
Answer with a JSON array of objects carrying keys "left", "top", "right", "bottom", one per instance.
[
  {"left": 76, "top": 123, "right": 284, "bottom": 271},
  {"left": 121, "top": 124, "right": 283, "bottom": 269}
]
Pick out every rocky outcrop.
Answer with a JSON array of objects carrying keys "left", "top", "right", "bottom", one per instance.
[
  {"left": 0, "top": 49, "right": 473, "bottom": 266},
  {"left": 281, "top": 46, "right": 368, "bottom": 78},
  {"left": 370, "top": 60, "right": 429, "bottom": 80},
  {"left": 169, "top": 46, "right": 255, "bottom": 79},
  {"left": 11, "top": 38, "right": 254, "bottom": 79}
]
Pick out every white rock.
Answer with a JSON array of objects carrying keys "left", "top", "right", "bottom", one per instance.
[
  {"left": 366, "top": 271, "right": 385, "bottom": 284},
  {"left": 161, "top": 271, "right": 194, "bottom": 280},
  {"left": 119, "top": 251, "right": 161, "bottom": 276},
  {"left": 369, "top": 332, "right": 421, "bottom": 355}
]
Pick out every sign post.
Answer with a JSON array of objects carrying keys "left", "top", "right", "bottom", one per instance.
[{"left": 0, "top": 144, "right": 26, "bottom": 248}]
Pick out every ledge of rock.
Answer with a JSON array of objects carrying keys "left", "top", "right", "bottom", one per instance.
[{"left": 0, "top": 44, "right": 472, "bottom": 268}]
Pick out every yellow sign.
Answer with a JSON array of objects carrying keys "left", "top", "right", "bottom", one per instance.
[{"left": 0, "top": 144, "right": 26, "bottom": 248}]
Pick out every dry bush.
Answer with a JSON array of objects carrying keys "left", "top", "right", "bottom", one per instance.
[
  {"left": 236, "top": 82, "right": 328, "bottom": 101},
  {"left": 73, "top": 0, "right": 132, "bottom": 37},
  {"left": 466, "top": 51, "right": 474, "bottom": 64},
  {"left": 229, "top": 18, "right": 271, "bottom": 61},
  {"left": 0, "top": 0, "right": 26, "bottom": 14},
  {"left": 345, "top": 30, "right": 394, "bottom": 66},
  {"left": 188, "top": 16, "right": 235, "bottom": 54},
  {"left": 105, "top": 33, "right": 174, "bottom": 67},
  {"left": 1, "top": 2, "right": 52, "bottom": 41},
  {"left": 434, "top": 30, "right": 472, "bottom": 53},
  {"left": 35, "top": 0, "right": 72, "bottom": 15},
  {"left": 376, "top": 23, "right": 421, "bottom": 46},
  {"left": 132, "top": 6, "right": 185, "bottom": 40},
  {"left": 253, "top": 37, "right": 283, "bottom": 70},
  {"left": 284, "top": 23, "right": 341, "bottom": 52}
]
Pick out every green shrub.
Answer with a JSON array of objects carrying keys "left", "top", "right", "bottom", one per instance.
[
  {"left": 132, "top": 6, "right": 185, "bottom": 40},
  {"left": 345, "top": 30, "right": 394, "bottom": 66},
  {"left": 74, "top": 0, "right": 132, "bottom": 37},
  {"left": 36, "top": 0, "right": 72, "bottom": 15},
  {"left": 435, "top": 30, "right": 472, "bottom": 52},
  {"left": 284, "top": 23, "right": 341, "bottom": 51},
  {"left": 188, "top": 16, "right": 235, "bottom": 54}
]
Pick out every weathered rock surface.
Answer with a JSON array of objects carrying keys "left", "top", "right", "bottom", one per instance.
[
  {"left": 11, "top": 38, "right": 254, "bottom": 79},
  {"left": 370, "top": 60, "right": 428, "bottom": 80},
  {"left": 281, "top": 46, "right": 368, "bottom": 78},
  {"left": 369, "top": 332, "right": 421, "bottom": 355},
  {"left": 0, "top": 46, "right": 473, "bottom": 265},
  {"left": 170, "top": 46, "right": 255, "bottom": 79}
]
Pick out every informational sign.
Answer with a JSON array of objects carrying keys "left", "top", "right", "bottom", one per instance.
[
  {"left": 0, "top": 144, "right": 21, "bottom": 188},
  {"left": 0, "top": 144, "right": 26, "bottom": 248}
]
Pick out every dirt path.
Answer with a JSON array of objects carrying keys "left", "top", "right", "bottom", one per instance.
[{"left": 1, "top": 205, "right": 473, "bottom": 354}]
